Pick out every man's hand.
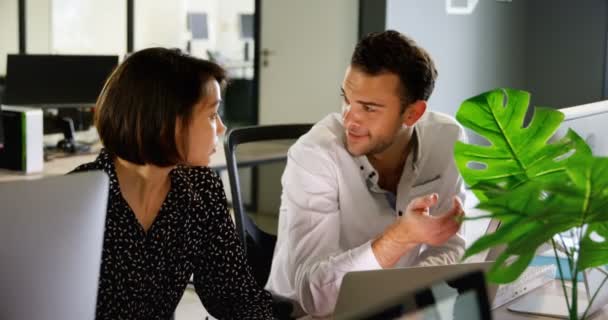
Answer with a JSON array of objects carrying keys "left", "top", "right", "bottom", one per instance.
[{"left": 371, "top": 193, "right": 464, "bottom": 268}]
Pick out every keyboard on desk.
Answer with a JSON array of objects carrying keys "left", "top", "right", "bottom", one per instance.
[{"left": 492, "top": 264, "right": 557, "bottom": 309}]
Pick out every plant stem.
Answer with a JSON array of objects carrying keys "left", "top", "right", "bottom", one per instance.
[
  {"left": 571, "top": 267, "right": 578, "bottom": 320},
  {"left": 552, "top": 239, "right": 571, "bottom": 311},
  {"left": 581, "top": 269, "right": 608, "bottom": 319},
  {"left": 559, "top": 233, "right": 578, "bottom": 319}
]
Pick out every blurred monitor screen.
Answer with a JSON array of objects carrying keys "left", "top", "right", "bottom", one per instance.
[
  {"left": 240, "top": 14, "right": 254, "bottom": 39},
  {"left": 555, "top": 100, "right": 608, "bottom": 156},
  {"left": 3, "top": 54, "right": 118, "bottom": 107}
]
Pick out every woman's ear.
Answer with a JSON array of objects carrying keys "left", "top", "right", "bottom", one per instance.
[{"left": 403, "top": 100, "right": 427, "bottom": 126}]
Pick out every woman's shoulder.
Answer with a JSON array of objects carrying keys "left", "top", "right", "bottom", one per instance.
[
  {"left": 70, "top": 160, "right": 103, "bottom": 174},
  {"left": 69, "top": 149, "right": 113, "bottom": 175},
  {"left": 173, "top": 166, "right": 228, "bottom": 220},
  {"left": 175, "top": 166, "right": 225, "bottom": 197},
  {"left": 180, "top": 166, "right": 221, "bottom": 184}
]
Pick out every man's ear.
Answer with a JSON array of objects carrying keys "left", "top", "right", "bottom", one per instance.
[{"left": 403, "top": 100, "right": 427, "bottom": 126}]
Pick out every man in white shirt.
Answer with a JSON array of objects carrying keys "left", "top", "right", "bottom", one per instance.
[{"left": 265, "top": 30, "right": 466, "bottom": 317}]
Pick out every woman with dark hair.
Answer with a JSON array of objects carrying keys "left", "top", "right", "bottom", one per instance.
[{"left": 72, "top": 48, "right": 273, "bottom": 319}]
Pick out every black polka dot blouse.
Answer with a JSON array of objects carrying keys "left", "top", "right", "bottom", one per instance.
[{"left": 71, "top": 149, "right": 273, "bottom": 320}]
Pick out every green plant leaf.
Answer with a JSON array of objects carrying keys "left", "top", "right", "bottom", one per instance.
[
  {"left": 454, "top": 88, "right": 608, "bottom": 287},
  {"left": 454, "top": 88, "right": 591, "bottom": 201},
  {"left": 578, "top": 223, "right": 608, "bottom": 269},
  {"left": 569, "top": 156, "right": 608, "bottom": 270},
  {"left": 463, "top": 182, "right": 579, "bottom": 282}
]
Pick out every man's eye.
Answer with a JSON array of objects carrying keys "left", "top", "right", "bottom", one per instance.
[
  {"left": 363, "top": 105, "right": 375, "bottom": 112},
  {"left": 340, "top": 93, "right": 349, "bottom": 103},
  {"left": 210, "top": 113, "right": 218, "bottom": 120}
]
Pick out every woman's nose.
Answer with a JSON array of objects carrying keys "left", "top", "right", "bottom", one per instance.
[{"left": 217, "top": 117, "right": 226, "bottom": 136}]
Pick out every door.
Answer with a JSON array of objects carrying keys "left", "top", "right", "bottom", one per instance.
[{"left": 258, "top": 0, "right": 359, "bottom": 125}]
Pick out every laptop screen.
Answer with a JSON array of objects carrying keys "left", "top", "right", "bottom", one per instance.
[{"left": 357, "top": 271, "right": 492, "bottom": 320}]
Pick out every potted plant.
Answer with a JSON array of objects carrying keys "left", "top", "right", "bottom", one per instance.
[{"left": 454, "top": 88, "right": 608, "bottom": 319}]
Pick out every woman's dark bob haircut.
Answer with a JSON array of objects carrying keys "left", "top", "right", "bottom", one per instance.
[{"left": 95, "top": 47, "right": 226, "bottom": 167}]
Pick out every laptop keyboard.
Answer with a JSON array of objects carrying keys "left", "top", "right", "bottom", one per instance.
[{"left": 492, "top": 264, "right": 557, "bottom": 309}]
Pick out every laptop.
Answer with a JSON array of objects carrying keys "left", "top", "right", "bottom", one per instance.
[
  {"left": 336, "top": 270, "right": 493, "bottom": 320},
  {"left": 0, "top": 172, "right": 109, "bottom": 320},
  {"left": 333, "top": 261, "right": 496, "bottom": 318},
  {"left": 508, "top": 260, "right": 608, "bottom": 318},
  {"left": 333, "top": 216, "right": 558, "bottom": 317}
]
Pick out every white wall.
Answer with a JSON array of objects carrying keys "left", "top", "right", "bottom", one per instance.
[
  {"left": 1, "top": 0, "right": 253, "bottom": 73},
  {"left": 1, "top": 0, "right": 53, "bottom": 75},
  {"left": 386, "top": 0, "right": 528, "bottom": 116},
  {"left": 27, "top": 0, "right": 52, "bottom": 54},
  {"left": 185, "top": 0, "right": 254, "bottom": 62},
  {"left": 52, "top": 0, "right": 125, "bottom": 55},
  {"left": 216, "top": 0, "right": 254, "bottom": 61},
  {"left": 186, "top": 0, "right": 219, "bottom": 58},
  {"left": 134, "top": 0, "right": 187, "bottom": 51},
  {"left": 0, "top": 0, "right": 19, "bottom": 75}
]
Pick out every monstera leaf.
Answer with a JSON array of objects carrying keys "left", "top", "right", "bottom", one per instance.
[
  {"left": 454, "top": 88, "right": 591, "bottom": 201},
  {"left": 567, "top": 156, "right": 608, "bottom": 270},
  {"left": 462, "top": 156, "right": 608, "bottom": 283},
  {"left": 456, "top": 88, "right": 608, "bottom": 282},
  {"left": 456, "top": 89, "right": 608, "bottom": 318},
  {"left": 463, "top": 180, "right": 581, "bottom": 283}
]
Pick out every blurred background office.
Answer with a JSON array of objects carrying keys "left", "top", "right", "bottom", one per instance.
[
  {"left": 1, "top": 1, "right": 606, "bottom": 319},
  {"left": 1, "top": 0, "right": 606, "bottom": 133}
]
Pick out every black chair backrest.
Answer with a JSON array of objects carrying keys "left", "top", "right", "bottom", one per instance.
[{"left": 223, "top": 123, "right": 313, "bottom": 286}]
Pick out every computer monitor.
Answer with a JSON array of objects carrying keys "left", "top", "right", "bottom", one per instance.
[
  {"left": 3, "top": 54, "right": 118, "bottom": 107},
  {"left": 553, "top": 99, "right": 608, "bottom": 156},
  {"left": 3, "top": 54, "right": 118, "bottom": 152},
  {"left": 187, "top": 12, "right": 209, "bottom": 40},
  {"left": 0, "top": 172, "right": 109, "bottom": 320},
  {"left": 336, "top": 270, "right": 492, "bottom": 320},
  {"left": 240, "top": 14, "right": 254, "bottom": 40}
]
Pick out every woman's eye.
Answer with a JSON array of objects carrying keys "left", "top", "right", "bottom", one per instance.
[
  {"left": 363, "top": 105, "right": 375, "bottom": 112},
  {"left": 210, "top": 113, "right": 218, "bottom": 120}
]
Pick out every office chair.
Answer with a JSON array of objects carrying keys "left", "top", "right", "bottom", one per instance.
[{"left": 224, "top": 123, "right": 313, "bottom": 319}]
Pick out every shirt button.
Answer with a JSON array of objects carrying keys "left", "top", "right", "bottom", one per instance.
[
  {"left": 398, "top": 210, "right": 403, "bottom": 216},
  {"left": 360, "top": 166, "right": 364, "bottom": 170}
]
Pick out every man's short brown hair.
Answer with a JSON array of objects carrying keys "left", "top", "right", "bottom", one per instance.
[
  {"left": 351, "top": 30, "right": 437, "bottom": 111},
  {"left": 95, "top": 48, "right": 227, "bottom": 167}
]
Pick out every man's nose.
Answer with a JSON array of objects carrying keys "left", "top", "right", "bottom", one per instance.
[{"left": 343, "top": 104, "right": 362, "bottom": 124}]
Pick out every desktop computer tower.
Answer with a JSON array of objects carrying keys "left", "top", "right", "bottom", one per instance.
[{"left": 0, "top": 106, "right": 43, "bottom": 173}]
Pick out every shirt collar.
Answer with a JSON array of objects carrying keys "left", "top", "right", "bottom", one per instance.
[{"left": 353, "top": 125, "right": 421, "bottom": 193}]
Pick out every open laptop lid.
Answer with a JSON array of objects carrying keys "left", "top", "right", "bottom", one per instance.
[
  {"left": 0, "top": 172, "right": 108, "bottom": 320},
  {"left": 336, "top": 270, "right": 493, "bottom": 320},
  {"left": 334, "top": 261, "right": 495, "bottom": 318},
  {"left": 483, "top": 218, "right": 504, "bottom": 262}
]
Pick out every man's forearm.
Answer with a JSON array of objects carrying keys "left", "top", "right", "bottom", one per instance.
[{"left": 371, "top": 230, "right": 417, "bottom": 268}]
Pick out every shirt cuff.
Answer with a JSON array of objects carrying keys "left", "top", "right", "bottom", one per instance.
[{"left": 348, "top": 240, "right": 383, "bottom": 271}]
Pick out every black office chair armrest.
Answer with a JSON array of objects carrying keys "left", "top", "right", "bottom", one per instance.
[{"left": 272, "top": 295, "right": 295, "bottom": 320}]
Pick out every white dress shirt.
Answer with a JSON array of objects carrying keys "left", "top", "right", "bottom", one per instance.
[{"left": 265, "top": 111, "right": 466, "bottom": 317}]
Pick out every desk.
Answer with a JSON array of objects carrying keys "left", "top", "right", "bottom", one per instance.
[
  {"left": 494, "top": 280, "right": 608, "bottom": 319},
  {"left": 299, "top": 279, "right": 608, "bottom": 320},
  {"left": 0, "top": 141, "right": 292, "bottom": 183}
]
